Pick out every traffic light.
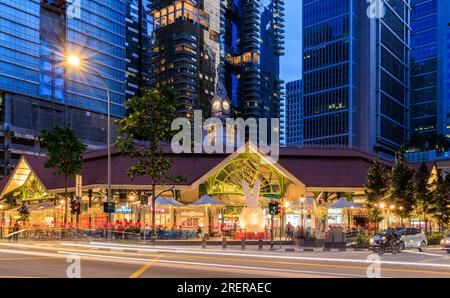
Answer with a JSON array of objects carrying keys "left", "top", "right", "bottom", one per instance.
[
  {"left": 70, "top": 200, "right": 81, "bottom": 214},
  {"left": 269, "top": 202, "right": 279, "bottom": 215},
  {"left": 277, "top": 205, "right": 284, "bottom": 216}
]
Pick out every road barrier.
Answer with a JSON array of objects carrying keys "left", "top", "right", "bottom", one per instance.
[{"left": 202, "top": 236, "right": 207, "bottom": 249}]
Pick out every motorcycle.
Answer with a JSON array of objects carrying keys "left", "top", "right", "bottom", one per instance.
[{"left": 378, "top": 235, "right": 399, "bottom": 255}]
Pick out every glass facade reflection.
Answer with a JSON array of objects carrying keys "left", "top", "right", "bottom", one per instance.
[
  {"left": 0, "top": 0, "right": 126, "bottom": 176},
  {"left": 67, "top": 0, "right": 126, "bottom": 118}
]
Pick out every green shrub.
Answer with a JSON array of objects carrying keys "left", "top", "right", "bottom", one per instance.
[
  {"left": 355, "top": 234, "right": 370, "bottom": 246},
  {"left": 427, "top": 233, "right": 444, "bottom": 245}
]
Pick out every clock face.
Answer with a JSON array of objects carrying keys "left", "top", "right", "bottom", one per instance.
[
  {"left": 222, "top": 100, "right": 230, "bottom": 111},
  {"left": 213, "top": 100, "right": 221, "bottom": 111}
]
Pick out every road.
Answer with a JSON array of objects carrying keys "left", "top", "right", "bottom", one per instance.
[{"left": 0, "top": 240, "right": 449, "bottom": 278}]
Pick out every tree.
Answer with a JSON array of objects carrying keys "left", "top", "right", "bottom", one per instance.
[
  {"left": 364, "top": 157, "right": 390, "bottom": 229},
  {"left": 429, "top": 169, "right": 450, "bottom": 232},
  {"left": 390, "top": 152, "right": 415, "bottom": 223},
  {"left": 40, "top": 126, "right": 87, "bottom": 225},
  {"left": 115, "top": 87, "right": 185, "bottom": 235},
  {"left": 413, "top": 163, "right": 431, "bottom": 233}
]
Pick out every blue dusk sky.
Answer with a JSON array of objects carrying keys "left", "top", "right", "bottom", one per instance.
[{"left": 280, "top": 0, "right": 302, "bottom": 83}]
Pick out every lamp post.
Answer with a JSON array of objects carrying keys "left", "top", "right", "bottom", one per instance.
[
  {"left": 0, "top": 202, "right": 7, "bottom": 238},
  {"left": 299, "top": 197, "right": 306, "bottom": 229},
  {"left": 66, "top": 55, "right": 112, "bottom": 231}
]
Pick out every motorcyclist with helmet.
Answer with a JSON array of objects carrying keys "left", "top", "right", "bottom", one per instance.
[{"left": 380, "top": 227, "right": 400, "bottom": 254}]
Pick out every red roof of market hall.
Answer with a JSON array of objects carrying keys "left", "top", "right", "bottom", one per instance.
[{"left": 0, "top": 146, "right": 387, "bottom": 194}]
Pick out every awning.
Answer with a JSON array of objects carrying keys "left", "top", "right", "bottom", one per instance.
[{"left": 190, "top": 195, "right": 225, "bottom": 206}]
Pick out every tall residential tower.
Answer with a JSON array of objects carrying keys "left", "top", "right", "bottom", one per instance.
[{"left": 148, "top": 0, "right": 285, "bottom": 121}]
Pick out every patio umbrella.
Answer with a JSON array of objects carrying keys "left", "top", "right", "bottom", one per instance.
[
  {"left": 28, "top": 202, "right": 56, "bottom": 211},
  {"left": 190, "top": 195, "right": 225, "bottom": 236},
  {"left": 329, "top": 198, "right": 362, "bottom": 229},
  {"left": 330, "top": 198, "right": 362, "bottom": 209},
  {"left": 190, "top": 195, "right": 225, "bottom": 206},
  {"left": 165, "top": 197, "right": 184, "bottom": 206},
  {"left": 151, "top": 196, "right": 175, "bottom": 206}
]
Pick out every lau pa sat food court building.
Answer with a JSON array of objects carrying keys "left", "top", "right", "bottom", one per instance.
[{"left": 0, "top": 145, "right": 385, "bottom": 239}]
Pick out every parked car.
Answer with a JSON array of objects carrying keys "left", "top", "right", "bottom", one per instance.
[
  {"left": 440, "top": 234, "right": 450, "bottom": 253},
  {"left": 370, "top": 227, "right": 427, "bottom": 252}
]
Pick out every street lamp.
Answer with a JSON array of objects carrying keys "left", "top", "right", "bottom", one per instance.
[
  {"left": 0, "top": 202, "right": 6, "bottom": 238},
  {"left": 299, "top": 197, "right": 306, "bottom": 228},
  {"left": 66, "top": 54, "right": 112, "bottom": 229}
]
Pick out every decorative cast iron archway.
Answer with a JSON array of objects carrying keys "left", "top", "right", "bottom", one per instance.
[{"left": 207, "top": 153, "right": 287, "bottom": 196}]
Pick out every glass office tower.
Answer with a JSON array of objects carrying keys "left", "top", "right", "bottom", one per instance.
[
  {"left": 285, "top": 79, "right": 303, "bottom": 147},
  {"left": 302, "top": 0, "right": 410, "bottom": 157},
  {"left": 125, "top": 0, "right": 152, "bottom": 100},
  {"left": 0, "top": 0, "right": 126, "bottom": 175},
  {"left": 410, "top": 0, "right": 450, "bottom": 146}
]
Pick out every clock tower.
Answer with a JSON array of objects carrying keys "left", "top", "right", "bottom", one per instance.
[
  {"left": 206, "top": 75, "right": 237, "bottom": 148},
  {"left": 211, "top": 80, "right": 231, "bottom": 120}
]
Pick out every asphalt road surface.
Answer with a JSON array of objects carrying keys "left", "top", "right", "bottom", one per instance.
[{"left": 0, "top": 240, "right": 449, "bottom": 278}]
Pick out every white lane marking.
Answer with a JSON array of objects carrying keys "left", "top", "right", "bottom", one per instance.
[
  {"left": 59, "top": 242, "right": 450, "bottom": 270},
  {"left": 57, "top": 251, "right": 365, "bottom": 278},
  {"left": 0, "top": 248, "right": 64, "bottom": 258},
  {"left": 403, "top": 250, "right": 449, "bottom": 258}
]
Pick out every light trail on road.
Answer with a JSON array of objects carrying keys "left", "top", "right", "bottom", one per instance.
[
  {"left": 60, "top": 242, "right": 450, "bottom": 270},
  {"left": 57, "top": 250, "right": 366, "bottom": 278}
]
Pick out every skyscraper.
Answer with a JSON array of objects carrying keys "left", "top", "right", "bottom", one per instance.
[
  {"left": 285, "top": 79, "right": 303, "bottom": 147},
  {"left": 410, "top": 0, "right": 450, "bottom": 146},
  {"left": 148, "top": 0, "right": 285, "bottom": 121},
  {"left": 302, "top": 0, "right": 410, "bottom": 158},
  {"left": 0, "top": 0, "right": 126, "bottom": 175},
  {"left": 149, "top": 0, "right": 221, "bottom": 119},
  {"left": 222, "top": 0, "right": 285, "bottom": 120},
  {"left": 125, "top": 0, "right": 153, "bottom": 100}
]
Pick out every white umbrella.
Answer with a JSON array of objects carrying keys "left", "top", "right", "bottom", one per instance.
[
  {"left": 165, "top": 197, "right": 184, "bottom": 206},
  {"left": 330, "top": 198, "right": 362, "bottom": 209},
  {"left": 149, "top": 196, "right": 175, "bottom": 206},
  {"left": 190, "top": 195, "right": 225, "bottom": 206}
]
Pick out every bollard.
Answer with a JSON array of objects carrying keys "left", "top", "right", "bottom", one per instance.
[
  {"left": 241, "top": 238, "right": 246, "bottom": 250},
  {"left": 258, "top": 238, "right": 263, "bottom": 250},
  {"left": 222, "top": 237, "right": 227, "bottom": 249},
  {"left": 202, "top": 236, "right": 207, "bottom": 249}
]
